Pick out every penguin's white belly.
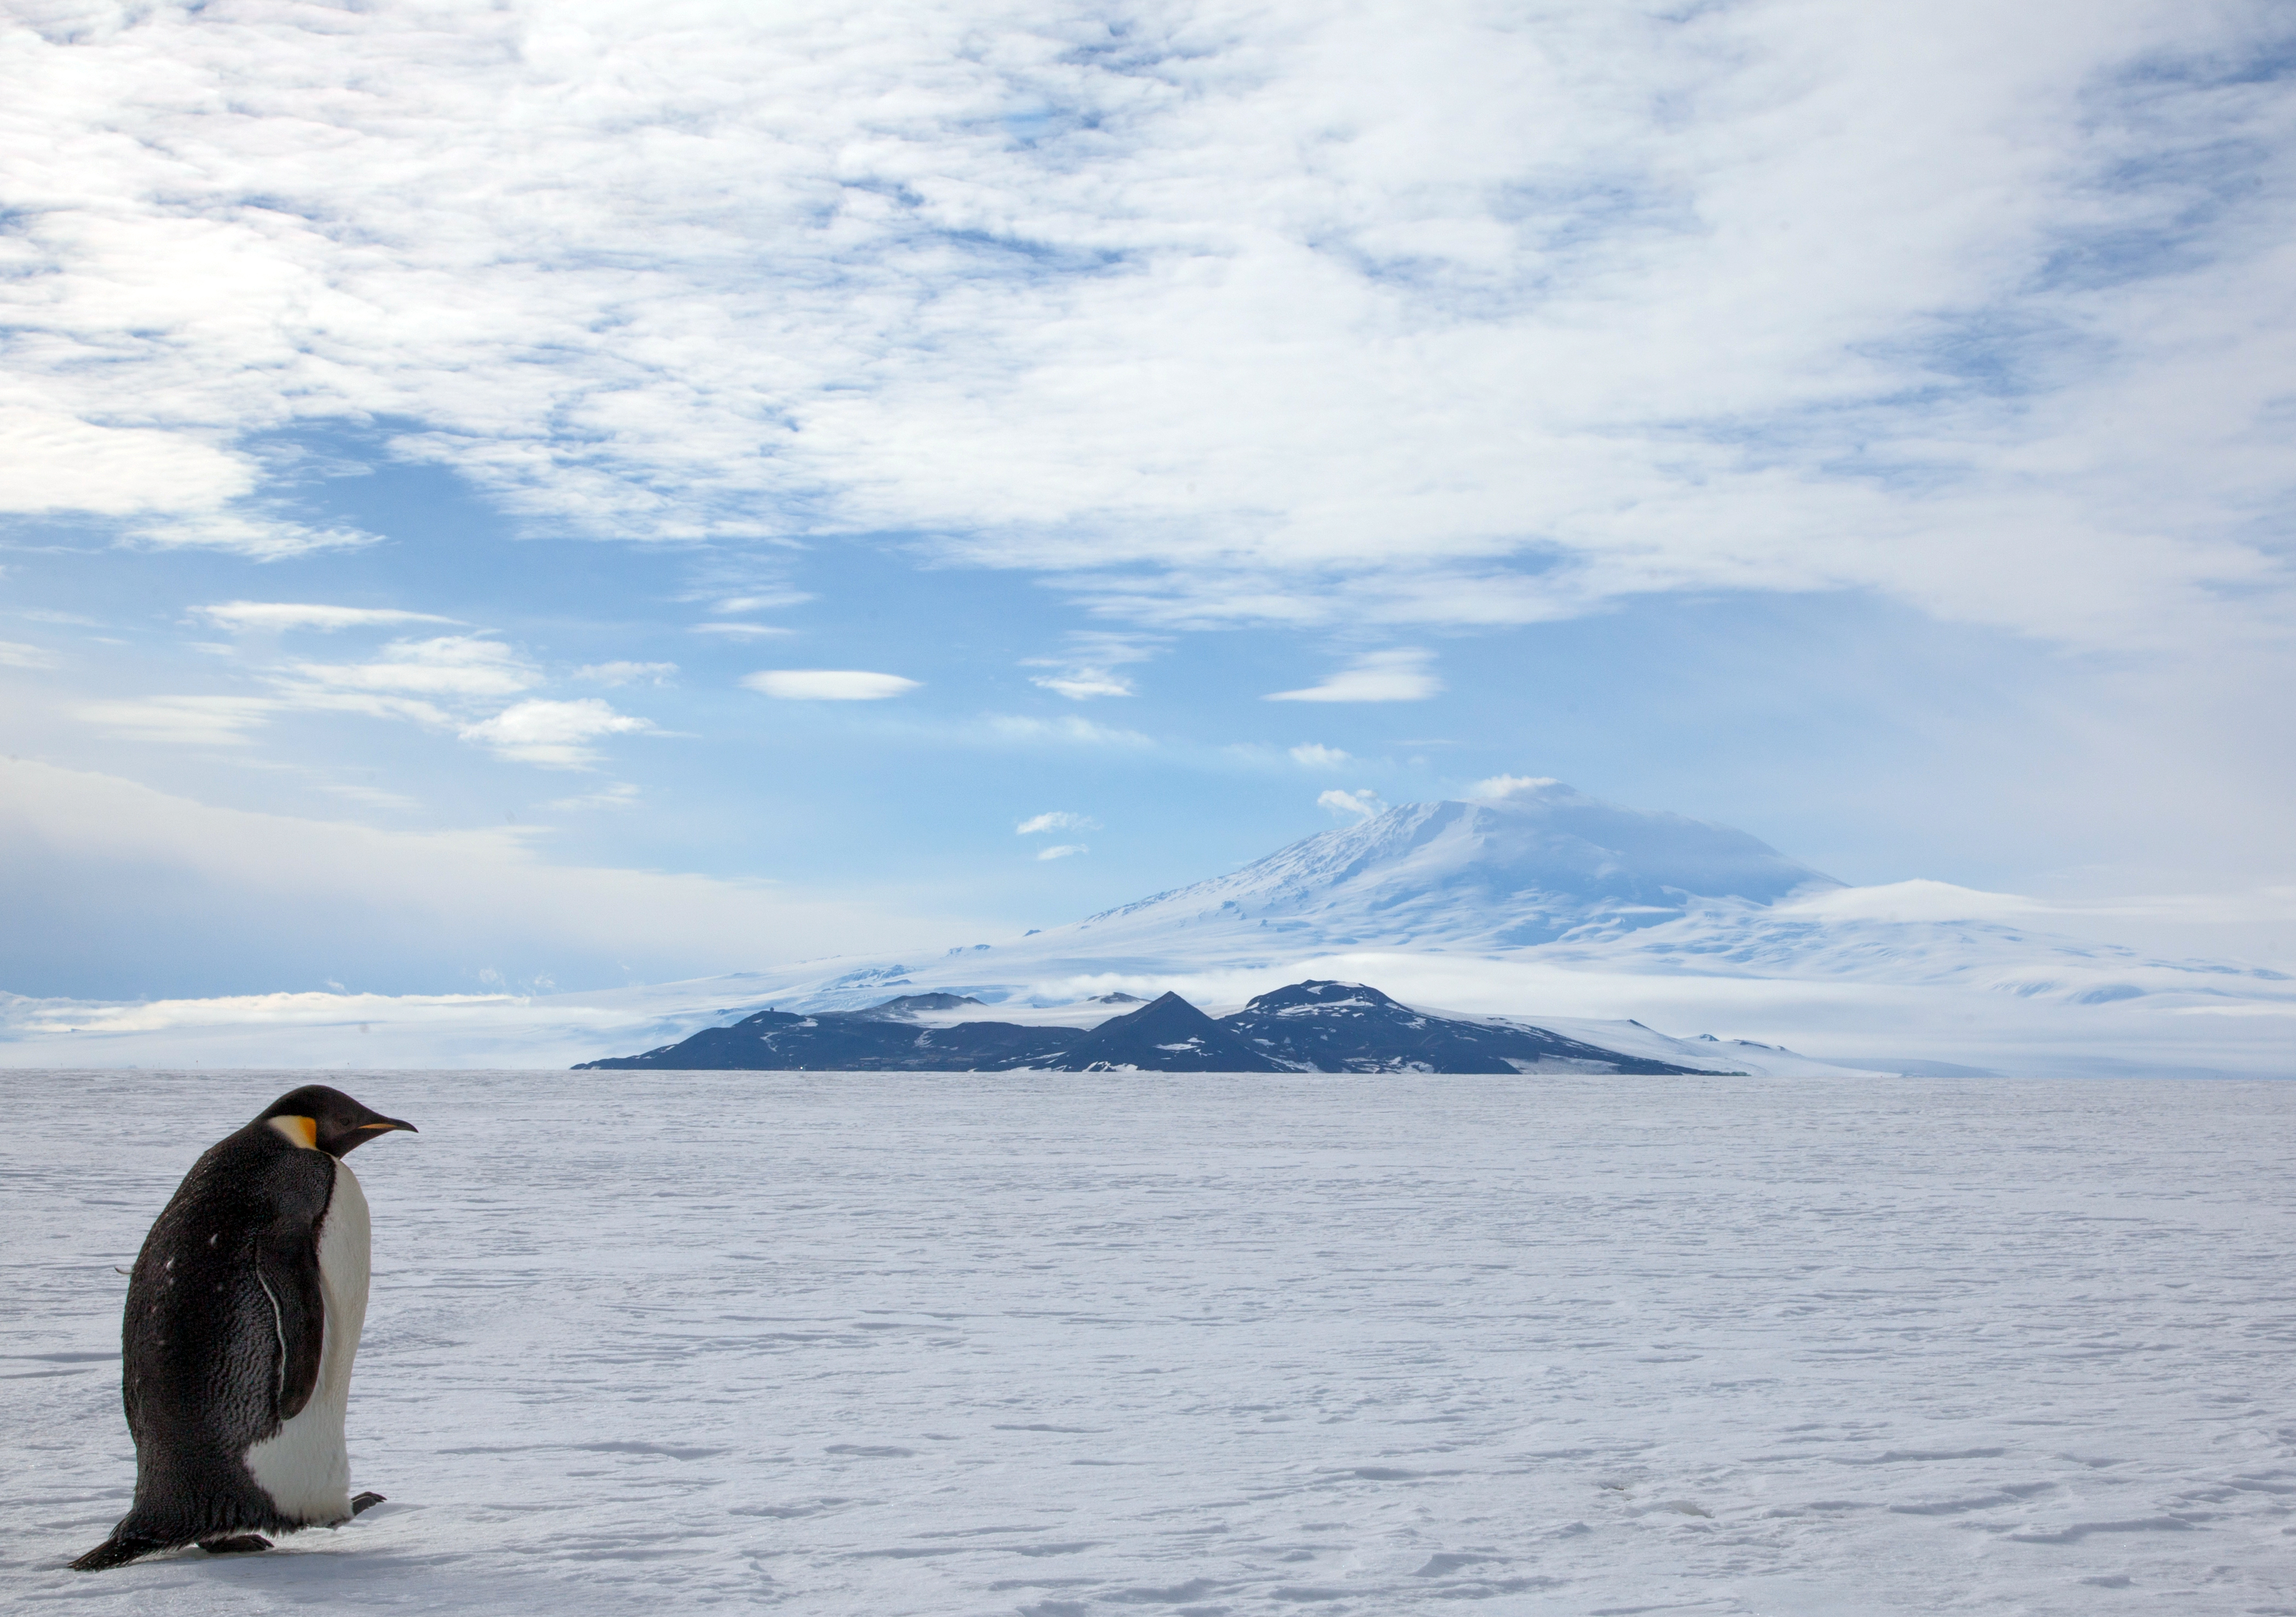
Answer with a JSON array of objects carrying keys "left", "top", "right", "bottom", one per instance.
[{"left": 245, "top": 1160, "right": 370, "bottom": 1522}]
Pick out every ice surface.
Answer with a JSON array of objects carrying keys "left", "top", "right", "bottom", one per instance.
[{"left": 7, "top": 1068, "right": 2294, "bottom": 1613}]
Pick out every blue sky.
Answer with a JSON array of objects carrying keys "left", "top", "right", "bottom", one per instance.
[{"left": 3, "top": 0, "right": 2293, "bottom": 1002}]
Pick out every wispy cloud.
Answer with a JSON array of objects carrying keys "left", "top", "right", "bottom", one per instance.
[
  {"left": 743, "top": 669, "right": 920, "bottom": 701},
  {"left": 1268, "top": 650, "right": 1442, "bottom": 704},
  {"left": 128, "top": 513, "right": 380, "bottom": 561},
  {"left": 316, "top": 780, "right": 423, "bottom": 811},
  {"left": 458, "top": 699, "right": 655, "bottom": 768},
  {"left": 1036, "top": 843, "right": 1088, "bottom": 861},
  {"left": 5, "top": 6, "right": 2291, "bottom": 652},
  {"left": 544, "top": 781, "right": 644, "bottom": 810},
  {"left": 1017, "top": 811, "right": 1100, "bottom": 835},
  {"left": 692, "top": 623, "right": 793, "bottom": 640},
  {"left": 1318, "top": 788, "right": 1387, "bottom": 820},
  {"left": 712, "top": 591, "right": 813, "bottom": 613},
  {"left": 76, "top": 695, "right": 280, "bottom": 746},
  {"left": 1469, "top": 774, "right": 1559, "bottom": 801},
  {"left": 575, "top": 661, "right": 679, "bottom": 687},
  {"left": 0, "top": 640, "right": 57, "bottom": 669},
  {"left": 1032, "top": 669, "right": 1134, "bottom": 700},
  {"left": 289, "top": 636, "right": 539, "bottom": 699},
  {"left": 199, "top": 602, "right": 460, "bottom": 633},
  {"left": 1288, "top": 743, "right": 1352, "bottom": 768},
  {"left": 275, "top": 690, "right": 454, "bottom": 728},
  {"left": 982, "top": 714, "right": 1152, "bottom": 747},
  {"left": 1024, "top": 634, "right": 1159, "bottom": 700}
]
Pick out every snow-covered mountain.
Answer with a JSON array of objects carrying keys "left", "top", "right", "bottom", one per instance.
[
  {"left": 4, "top": 781, "right": 2288, "bottom": 1074},
  {"left": 1045, "top": 785, "right": 1840, "bottom": 960}
]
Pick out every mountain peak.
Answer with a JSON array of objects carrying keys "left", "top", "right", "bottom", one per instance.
[{"left": 1064, "top": 786, "right": 1838, "bottom": 956}]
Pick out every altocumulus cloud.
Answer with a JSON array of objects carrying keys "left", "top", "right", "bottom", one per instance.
[
  {"left": 8, "top": 3, "right": 2289, "bottom": 652},
  {"left": 742, "top": 670, "right": 920, "bottom": 700}
]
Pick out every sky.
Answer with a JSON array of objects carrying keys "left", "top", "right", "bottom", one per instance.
[{"left": 3, "top": 0, "right": 2293, "bottom": 1003}]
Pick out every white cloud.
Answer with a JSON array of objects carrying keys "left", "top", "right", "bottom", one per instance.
[
  {"left": 692, "top": 623, "right": 794, "bottom": 639},
  {"left": 0, "top": 390, "right": 251, "bottom": 514},
  {"left": 1032, "top": 670, "right": 1134, "bottom": 700},
  {"left": 1017, "top": 811, "right": 1100, "bottom": 835},
  {"left": 290, "top": 636, "right": 539, "bottom": 699},
  {"left": 1028, "top": 634, "right": 1166, "bottom": 698},
  {"left": 981, "top": 715, "right": 1152, "bottom": 747},
  {"left": 275, "top": 690, "right": 454, "bottom": 728},
  {"left": 128, "top": 513, "right": 380, "bottom": 560},
  {"left": 459, "top": 699, "right": 655, "bottom": 768},
  {"left": 75, "top": 695, "right": 279, "bottom": 746},
  {"left": 1268, "top": 651, "right": 1443, "bottom": 704},
  {"left": 1469, "top": 774, "right": 1560, "bottom": 801},
  {"left": 1036, "top": 843, "right": 1088, "bottom": 861},
  {"left": 1024, "top": 632, "right": 1158, "bottom": 700},
  {"left": 743, "top": 669, "right": 919, "bottom": 701},
  {"left": 543, "top": 782, "right": 644, "bottom": 810},
  {"left": 1318, "top": 788, "right": 1387, "bottom": 820},
  {"left": 713, "top": 591, "right": 813, "bottom": 612},
  {"left": 575, "top": 661, "right": 679, "bottom": 687},
  {"left": 1288, "top": 743, "right": 1352, "bottom": 769},
  {"left": 200, "top": 602, "right": 459, "bottom": 633},
  {"left": 0, "top": 640, "right": 57, "bottom": 669},
  {"left": 0, "top": 1, "right": 2288, "bottom": 660}
]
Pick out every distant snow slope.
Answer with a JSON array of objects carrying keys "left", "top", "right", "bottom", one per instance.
[
  {"left": 3, "top": 783, "right": 2288, "bottom": 1073},
  {"left": 9, "top": 1069, "right": 2295, "bottom": 1614},
  {"left": 1055, "top": 786, "right": 1840, "bottom": 956}
]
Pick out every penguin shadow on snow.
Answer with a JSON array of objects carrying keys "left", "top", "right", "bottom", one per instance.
[{"left": 68, "top": 1086, "right": 417, "bottom": 1572}]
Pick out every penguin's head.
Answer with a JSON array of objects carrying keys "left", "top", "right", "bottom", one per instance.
[{"left": 258, "top": 1085, "right": 417, "bottom": 1158}]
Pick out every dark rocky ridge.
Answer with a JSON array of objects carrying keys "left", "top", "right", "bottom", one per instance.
[
  {"left": 1226, "top": 980, "right": 1687, "bottom": 1072},
  {"left": 573, "top": 980, "right": 1709, "bottom": 1074}
]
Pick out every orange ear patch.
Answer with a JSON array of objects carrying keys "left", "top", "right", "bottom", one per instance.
[{"left": 268, "top": 1114, "right": 320, "bottom": 1150}]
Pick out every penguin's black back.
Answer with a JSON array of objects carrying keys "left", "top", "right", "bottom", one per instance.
[{"left": 82, "top": 1119, "right": 338, "bottom": 1562}]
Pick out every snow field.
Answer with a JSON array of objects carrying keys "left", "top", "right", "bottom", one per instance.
[{"left": 4, "top": 1069, "right": 2294, "bottom": 1614}]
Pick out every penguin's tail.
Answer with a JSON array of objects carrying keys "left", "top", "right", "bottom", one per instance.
[{"left": 71, "top": 1531, "right": 167, "bottom": 1572}]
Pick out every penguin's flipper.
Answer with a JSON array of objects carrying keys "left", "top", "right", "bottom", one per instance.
[
  {"left": 71, "top": 1533, "right": 166, "bottom": 1572},
  {"left": 255, "top": 1227, "right": 327, "bottom": 1422},
  {"left": 351, "top": 1492, "right": 385, "bottom": 1515},
  {"left": 199, "top": 1535, "right": 272, "bottom": 1555}
]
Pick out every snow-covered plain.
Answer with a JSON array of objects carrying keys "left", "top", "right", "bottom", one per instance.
[{"left": 7, "top": 1068, "right": 2294, "bottom": 1614}]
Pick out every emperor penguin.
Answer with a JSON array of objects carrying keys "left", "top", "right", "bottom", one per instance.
[{"left": 72, "top": 1085, "right": 416, "bottom": 1571}]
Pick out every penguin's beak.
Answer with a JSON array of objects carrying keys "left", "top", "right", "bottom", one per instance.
[{"left": 361, "top": 1117, "right": 418, "bottom": 1136}]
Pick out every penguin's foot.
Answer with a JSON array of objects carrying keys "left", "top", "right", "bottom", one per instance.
[
  {"left": 351, "top": 1492, "right": 385, "bottom": 1516},
  {"left": 70, "top": 1533, "right": 165, "bottom": 1572},
  {"left": 198, "top": 1535, "right": 272, "bottom": 1555}
]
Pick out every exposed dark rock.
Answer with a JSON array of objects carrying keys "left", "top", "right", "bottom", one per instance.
[
  {"left": 1042, "top": 991, "right": 1285, "bottom": 1073},
  {"left": 574, "top": 1005, "right": 1078, "bottom": 1071},
  {"left": 1226, "top": 980, "right": 1703, "bottom": 1073},
  {"left": 574, "top": 980, "right": 1709, "bottom": 1075}
]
